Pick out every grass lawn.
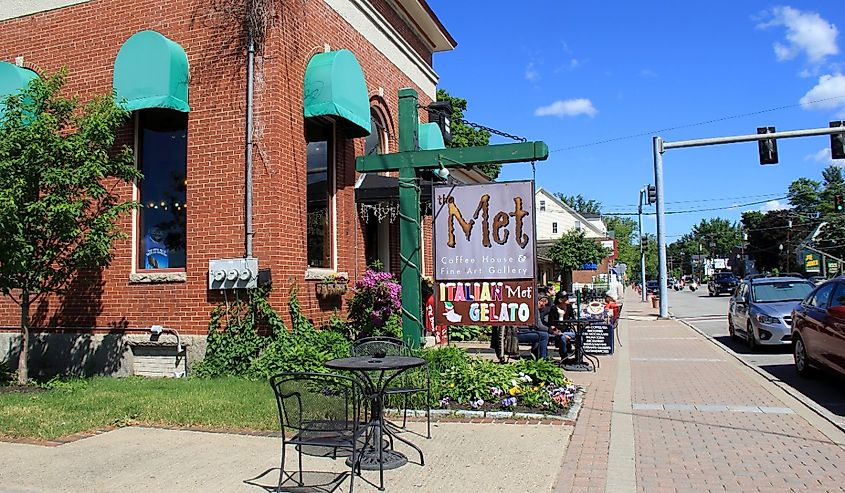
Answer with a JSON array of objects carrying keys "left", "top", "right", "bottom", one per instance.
[{"left": 0, "top": 377, "right": 278, "bottom": 440}]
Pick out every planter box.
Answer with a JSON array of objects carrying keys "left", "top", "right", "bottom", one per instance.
[{"left": 316, "top": 281, "right": 348, "bottom": 298}]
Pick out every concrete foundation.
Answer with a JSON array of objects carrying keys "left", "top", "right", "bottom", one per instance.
[{"left": 0, "top": 331, "right": 207, "bottom": 378}]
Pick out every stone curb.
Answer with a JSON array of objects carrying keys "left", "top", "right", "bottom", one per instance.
[
  {"left": 673, "top": 315, "right": 845, "bottom": 439},
  {"left": 383, "top": 386, "right": 586, "bottom": 425}
]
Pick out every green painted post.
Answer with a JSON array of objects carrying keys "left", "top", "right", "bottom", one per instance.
[
  {"left": 355, "top": 88, "right": 550, "bottom": 349},
  {"left": 397, "top": 88, "right": 423, "bottom": 348}
]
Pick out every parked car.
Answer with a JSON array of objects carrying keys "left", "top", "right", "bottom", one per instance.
[
  {"left": 708, "top": 272, "right": 739, "bottom": 297},
  {"left": 808, "top": 276, "right": 826, "bottom": 285},
  {"left": 729, "top": 277, "right": 815, "bottom": 351},
  {"left": 791, "top": 279, "right": 845, "bottom": 377},
  {"left": 645, "top": 280, "right": 659, "bottom": 294}
]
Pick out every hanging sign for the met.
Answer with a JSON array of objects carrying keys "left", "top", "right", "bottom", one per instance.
[{"left": 432, "top": 180, "right": 536, "bottom": 326}]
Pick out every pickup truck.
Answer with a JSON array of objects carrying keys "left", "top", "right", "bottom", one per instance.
[{"left": 708, "top": 272, "right": 738, "bottom": 297}]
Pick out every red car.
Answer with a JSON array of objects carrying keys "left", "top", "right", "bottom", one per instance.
[{"left": 791, "top": 279, "right": 845, "bottom": 377}]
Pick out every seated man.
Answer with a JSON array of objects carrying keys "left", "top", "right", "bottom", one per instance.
[
  {"left": 516, "top": 295, "right": 551, "bottom": 359},
  {"left": 548, "top": 291, "right": 578, "bottom": 360}
]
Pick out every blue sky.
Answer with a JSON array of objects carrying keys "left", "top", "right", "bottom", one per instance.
[{"left": 426, "top": 1, "right": 845, "bottom": 240}]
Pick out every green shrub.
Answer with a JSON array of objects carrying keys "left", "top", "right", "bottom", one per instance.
[
  {"left": 510, "top": 357, "right": 567, "bottom": 387},
  {"left": 446, "top": 325, "right": 487, "bottom": 341},
  {"left": 0, "top": 360, "right": 13, "bottom": 384},
  {"left": 194, "top": 284, "right": 353, "bottom": 380},
  {"left": 192, "top": 286, "right": 277, "bottom": 378}
]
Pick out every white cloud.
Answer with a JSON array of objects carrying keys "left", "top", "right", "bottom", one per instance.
[
  {"left": 639, "top": 69, "right": 658, "bottom": 78},
  {"left": 805, "top": 147, "right": 833, "bottom": 164},
  {"left": 759, "top": 6, "right": 839, "bottom": 64},
  {"left": 525, "top": 62, "right": 539, "bottom": 81},
  {"left": 534, "top": 98, "right": 597, "bottom": 118},
  {"left": 799, "top": 73, "right": 845, "bottom": 115},
  {"left": 761, "top": 199, "right": 788, "bottom": 212}
]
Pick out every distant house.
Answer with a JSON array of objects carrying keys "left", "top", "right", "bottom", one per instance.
[{"left": 534, "top": 188, "right": 614, "bottom": 286}]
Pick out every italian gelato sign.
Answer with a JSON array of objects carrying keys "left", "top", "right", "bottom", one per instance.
[
  {"left": 432, "top": 181, "right": 535, "bottom": 280},
  {"left": 434, "top": 280, "right": 536, "bottom": 326},
  {"left": 432, "top": 181, "right": 536, "bottom": 326}
]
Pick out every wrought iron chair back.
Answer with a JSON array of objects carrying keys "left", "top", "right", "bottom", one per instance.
[
  {"left": 269, "top": 372, "right": 365, "bottom": 492},
  {"left": 351, "top": 336, "right": 410, "bottom": 357},
  {"left": 350, "top": 336, "right": 432, "bottom": 439}
]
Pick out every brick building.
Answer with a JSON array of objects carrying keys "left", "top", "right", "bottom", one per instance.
[{"left": 0, "top": 0, "right": 461, "bottom": 376}]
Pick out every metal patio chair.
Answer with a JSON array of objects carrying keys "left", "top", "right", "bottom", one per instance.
[
  {"left": 351, "top": 336, "right": 432, "bottom": 439},
  {"left": 270, "top": 372, "right": 366, "bottom": 493}
]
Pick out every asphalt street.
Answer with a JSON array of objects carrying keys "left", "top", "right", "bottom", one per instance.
[{"left": 664, "top": 287, "right": 845, "bottom": 428}]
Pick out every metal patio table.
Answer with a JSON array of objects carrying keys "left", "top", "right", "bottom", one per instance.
[
  {"left": 324, "top": 355, "right": 426, "bottom": 489},
  {"left": 560, "top": 319, "right": 600, "bottom": 372}
]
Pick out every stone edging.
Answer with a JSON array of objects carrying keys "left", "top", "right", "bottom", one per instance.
[{"left": 383, "top": 387, "right": 586, "bottom": 425}]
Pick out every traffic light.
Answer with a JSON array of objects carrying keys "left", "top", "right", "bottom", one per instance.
[
  {"left": 836, "top": 194, "right": 844, "bottom": 213},
  {"left": 757, "top": 126, "right": 778, "bottom": 165},
  {"left": 831, "top": 121, "right": 845, "bottom": 160},
  {"left": 647, "top": 185, "right": 657, "bottom": 204},
  {"left": 640, "top": 236, "right": 648, "bottom": 249}
]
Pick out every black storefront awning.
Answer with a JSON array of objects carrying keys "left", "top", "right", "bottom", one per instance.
[{"left": 354, "top": 173, "right": 434, "bottom": 204}]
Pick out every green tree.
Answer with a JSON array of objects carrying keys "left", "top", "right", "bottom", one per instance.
[
  {"left": 436, "top": 89, "right": 499, "bottom": 179},
  {"left": 604, "top": 216, "right": 638, "bottom": 279},
  {"left": 742, "top": 210, "right": 812, "bottom": 274},
  {"left": 554, "top": 193, "right": 603, "bottom": 215},
  {"left": 787, "top": 177, "right": 821, "bottom": 216},
  {"left": 0, "top": 70, "right": 139, "bottom": 383},
  {"left": 820, "top": 165, "right": 845, "bottom": 216},
  {"left": 548, "top": 230, "right": 610, "bottom": 291}
]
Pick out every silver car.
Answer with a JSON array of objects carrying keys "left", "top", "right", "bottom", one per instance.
[{"left": 728, "top": 277, "right": 815, "bottom": 351}]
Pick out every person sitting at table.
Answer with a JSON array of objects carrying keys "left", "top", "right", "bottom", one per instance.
[
  {"left": 516, "top": 294, "right": 552, "bottom": 359},
  {"left": 548, "top": 291, "right": 578, "bottom": 360},
  {"left": 605, "top": 290, "right": 622, "bottom": 324}
]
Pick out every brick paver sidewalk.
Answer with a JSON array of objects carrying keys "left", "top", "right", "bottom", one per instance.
[{"left": 556, "top": 297, "right": 845, "bottom": 493}]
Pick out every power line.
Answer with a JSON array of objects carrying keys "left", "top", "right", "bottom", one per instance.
[
  {"left": 604, "top": 192, "right": 784, "bottom": 209},
  {"left": 548, "top": 94, "right": 845, "bottom": 153},
  {"left": 603, "top": 197, "right": 787, "bottom": 216}
]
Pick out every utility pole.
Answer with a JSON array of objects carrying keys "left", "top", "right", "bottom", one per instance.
[
  {"left": 653, "top": 124, "right": 845, "bottom": 319},
  {"left": 653, "top": 137, "right": 669, "bottom": 318}
]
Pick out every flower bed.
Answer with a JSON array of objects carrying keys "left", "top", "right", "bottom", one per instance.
[{"left": 387, "top": 346, "right": 578, "bottom": 416}]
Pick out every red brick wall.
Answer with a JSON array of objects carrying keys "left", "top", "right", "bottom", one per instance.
[{"left": 0, "top": 0, "right": 437, "bottom": 334}]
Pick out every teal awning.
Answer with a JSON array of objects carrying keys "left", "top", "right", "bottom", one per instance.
[
  {"left": 113, "top": 30, "right": 190, "bottom": 112},
  {"left": 0, "top": 61, "right": 38, "bottom": 118},
  {"left": 304, "top": 49, "right": 371, "bottom": 138},
  {"left": 418, "top": 122, "right": 445, "bottom": 150}
]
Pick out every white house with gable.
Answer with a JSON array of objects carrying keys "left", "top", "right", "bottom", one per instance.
[{"left": 535, "top": 188, "right": 607, "bottom": 240}]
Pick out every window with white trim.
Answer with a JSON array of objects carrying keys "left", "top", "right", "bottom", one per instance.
[
  {"left": 136, "top": 109, "right": 187, "bottom": 271},
  {"left": 552, "top": 222, "right": 558, "bottom": 234},
  {"left": 306, "top": 124, "right": 334, "bottom": 268}
]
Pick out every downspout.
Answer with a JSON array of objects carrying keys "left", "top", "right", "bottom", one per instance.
[{"left": 245, "top": 35, "right": 255, "bottom": 258}]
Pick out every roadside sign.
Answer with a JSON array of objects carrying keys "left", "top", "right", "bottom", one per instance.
[{"left": 804, "top": 251, "right": 821, "bottom": 274}]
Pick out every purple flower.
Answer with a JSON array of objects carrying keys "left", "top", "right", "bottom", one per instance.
[{"left": 501, "top": 397, "right": 517, "bottom": 408}]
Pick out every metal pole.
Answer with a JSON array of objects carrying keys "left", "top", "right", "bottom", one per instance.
[
  {"left": 638, "top": 187, "right": 647, "bottom": 302},
  {"left": 245, "top": 35, "right": 255, "bottom": 258},
  {"left": 397, "top": 88, "right": 423, "bottom": 348},
  {"left": 653, "top": 137, "right": 669, "bottom": 318}
]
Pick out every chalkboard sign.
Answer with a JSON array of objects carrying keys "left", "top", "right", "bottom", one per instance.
[{"left": 581, "top": 323, "right": 614, "bottom": 355}]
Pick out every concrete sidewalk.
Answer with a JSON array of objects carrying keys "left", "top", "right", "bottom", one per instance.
[
  {"left": 0, "top": 421, "right": 572, "bottom": 492},
  {"left": 555, "top": 299, "right": 845, "bottom": 493}
]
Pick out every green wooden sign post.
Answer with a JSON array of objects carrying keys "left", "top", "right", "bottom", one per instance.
[{"left": 356, "top": 88, "right": 549, "bottom": 347}]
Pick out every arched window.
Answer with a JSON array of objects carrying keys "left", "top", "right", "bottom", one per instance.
[{"left": 363, "top": 109, "right": 388, "bottom": 156}]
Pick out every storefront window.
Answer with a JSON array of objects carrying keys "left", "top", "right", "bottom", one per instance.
[
  {"left": 137, "top": 109, "right": 187, "bottom": 270},
  {"left": 307, "top": 138, "right": 332, "bottom": 268}
]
